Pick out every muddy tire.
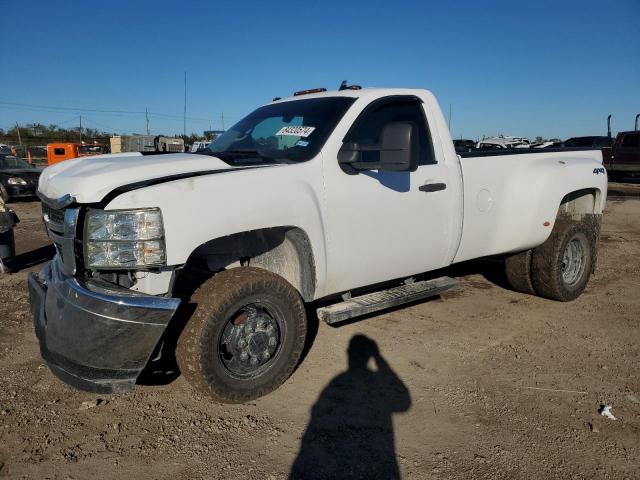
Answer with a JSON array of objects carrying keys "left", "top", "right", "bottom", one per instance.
[
  {"left": 176, "top": 267, "right": 307, "bottom": 403},
  {"left": 531, "top": 217, "right": 597, "bottom": 301},
  {"left": 505, "top": 249, "right": 536, "bottom": 295}
]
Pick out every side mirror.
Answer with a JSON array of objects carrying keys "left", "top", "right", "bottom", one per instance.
[
  {"left": 338, "top": 122, "right": 415, "bottom": 172},
  {"left": 337, "top": 142, "right": 360, "bottom": 168},
  {"left": 379, "top": 122, "right": 415, "bottom": 172}
]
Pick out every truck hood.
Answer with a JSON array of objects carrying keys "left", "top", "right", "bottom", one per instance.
[{"left": 38, "top": 152, "right": 237, "bottom": 204}]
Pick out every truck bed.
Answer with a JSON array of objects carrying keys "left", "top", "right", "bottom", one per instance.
[{"left": 453, "top": 148, "right": 605, "bottom": 263}]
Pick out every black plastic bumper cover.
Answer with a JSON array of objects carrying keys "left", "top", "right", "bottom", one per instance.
[
  {"left": 28, "top": 259, "right": 180, "bottom": 393},
  {"left": 6, "top": 184, "right": 37, "bottom": 197}
]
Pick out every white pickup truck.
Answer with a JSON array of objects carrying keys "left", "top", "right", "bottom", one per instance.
[{"left": 29, "top": 85, "right": 607, "bottom": 403}]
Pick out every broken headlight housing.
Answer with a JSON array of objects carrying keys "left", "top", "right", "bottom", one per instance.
[{"left": 84, "top": 208, "right": 166, "bottom": 269}]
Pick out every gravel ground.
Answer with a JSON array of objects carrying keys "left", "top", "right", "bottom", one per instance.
[{"left": 0, "top": 196, "right": 638, "bottom": 479}]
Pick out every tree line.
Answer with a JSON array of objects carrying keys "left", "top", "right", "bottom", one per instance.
[{"left": 0, "top": 123, "right": 210, "bottom": 148}]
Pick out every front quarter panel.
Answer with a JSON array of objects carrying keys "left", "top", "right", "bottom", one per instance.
[{"left": 104, "top": 160, "right": 329, "bottom": 298}]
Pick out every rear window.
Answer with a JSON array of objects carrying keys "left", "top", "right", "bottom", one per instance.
[
  {"left": 621, "top": 133, "right": 640, "bottom": 148},
  {"left": 54, "top": 147, "right": 65, "bottom": 155}
]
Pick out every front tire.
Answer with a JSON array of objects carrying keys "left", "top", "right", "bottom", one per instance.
[
  {"left": 176, "top": 267, "right": 307, "bottom": 403},
  {"left": 531, "top": 218, "right": 596, "bottom": 301}
]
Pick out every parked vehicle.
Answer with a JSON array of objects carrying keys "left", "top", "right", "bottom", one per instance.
[
  {"left": 155, "top": 136, "right": 185, "bottom": 152},
  {"left": 190, "top": 140, "right": 212, "bottom": 152},
  {"left": 532, "top": 141, "right": 562, "bottom": 149},
  {"left": 110, "top": 135, "right": 156, "bottom": 154},
  {"left": 476, "top": 136, "right": 530, "bottom": 150},
  {"left": 0, "top": 144, "right": 12, "bottom": 155},
  {"left": 29, "top": 86, "right": 607, "bottom": 402},
  {"left": 0, "top": 154, "right": 42, "bottom": 201},
  {"left": 563, "top": 136, "right": 613, "bottom": 148},
  {"left": 46, "top": 143, "right": 106, "bottom": 166},
  {"left": 453, "top": 139, "right": 476, "bottom": 153},
  {"left": 603, "top": 130, "right": 640, "bottom": 181}
]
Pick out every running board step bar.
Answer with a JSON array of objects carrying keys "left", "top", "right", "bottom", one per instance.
[{"left": 317, "top": 276, "right": 459, "bottom": 325}]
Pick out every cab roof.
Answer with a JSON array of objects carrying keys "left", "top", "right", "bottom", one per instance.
[{"left": 269, "top": 87, "right": 433, "bottom": 105}]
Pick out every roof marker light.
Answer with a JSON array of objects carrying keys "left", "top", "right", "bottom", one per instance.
[{"left": 293, "top": 88, "right": 327, "bottom": 96}]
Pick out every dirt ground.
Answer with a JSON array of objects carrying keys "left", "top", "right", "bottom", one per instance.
[{"left": 1, "top": 192, "right": 639, "bottom": 480}]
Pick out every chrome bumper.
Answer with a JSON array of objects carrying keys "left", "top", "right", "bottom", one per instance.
[{"left": 28, "top": 257, "right": 180, "bottom": 393}]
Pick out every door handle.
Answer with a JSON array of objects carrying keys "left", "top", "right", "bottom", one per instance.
[{"left": 419, "top": 182, "right": 447, "bottom": 192}]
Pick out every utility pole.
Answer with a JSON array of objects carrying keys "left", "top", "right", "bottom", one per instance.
[
  {"left": 15, "top": 122, "right": 22, "bottom": 147},
  {"left": 145, "top": 108, "right": 150, "bottom": 135},
  {"left": 79, "top": 115, "right": 83, "bottom": 143},
  {"left": 221, "top": 112, "right": 225, "bottom": 131},
  {"left": 183, "top": 71, "right": 187, "bottom": 137}
]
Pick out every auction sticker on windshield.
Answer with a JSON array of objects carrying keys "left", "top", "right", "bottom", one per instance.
[{"left": 276, "top": 126, "right": 316, "bottom": 137}]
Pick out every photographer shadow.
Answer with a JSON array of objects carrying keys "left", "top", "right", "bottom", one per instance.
[{"left": 289, "top": 335, "right": 411, "bottom": 480}]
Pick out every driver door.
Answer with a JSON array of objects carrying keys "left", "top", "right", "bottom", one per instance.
[{"left": 323, "top": 96, "right": 455, "bottom": 294}]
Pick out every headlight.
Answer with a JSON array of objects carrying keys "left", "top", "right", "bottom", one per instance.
[
  {"left": 84, "top": 208, "right": 166, "bottom": 269},
  {"left": 7, "top": 177, "right": 27, "bottom": 185}
]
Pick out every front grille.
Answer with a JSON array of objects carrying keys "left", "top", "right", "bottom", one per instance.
[
  {"left": 41, "top": 203, "right": 79, "bottom": 275},
  {"left": 42, "top": 203, "right": 65, "bottom": 230}
]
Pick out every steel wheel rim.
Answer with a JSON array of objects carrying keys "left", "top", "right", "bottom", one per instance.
[
  {"left": 562, "top": 236, "right": 586, "bottom": 286},
  {"left": 218, "top": 303, "right": 283, "bottom": 378}
]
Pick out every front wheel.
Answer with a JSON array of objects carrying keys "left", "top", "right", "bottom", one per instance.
[
  {"left": 530, "top": 218, "right": 597, "bottom": 301},
  {"left": 176, "top": 267, "right": 307, "bottom": 403}
]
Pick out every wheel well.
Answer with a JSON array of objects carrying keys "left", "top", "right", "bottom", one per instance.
[
  {"left": 559, "top": 188, "right": 602, "bottom": 217},
  {"left": 179, "top": 227, "right": 316, "bottom": 302}
]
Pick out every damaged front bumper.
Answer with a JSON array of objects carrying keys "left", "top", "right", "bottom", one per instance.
[{"left": 27, "top": 257, "right": 180, "bottom": 393}]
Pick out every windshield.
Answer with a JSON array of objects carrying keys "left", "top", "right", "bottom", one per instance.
[
  {"left": 0, "top": 155, "right": 33, "bottom": 169},
  {"left": 206, "top": 97, "right": 356, "bottom": 164}
]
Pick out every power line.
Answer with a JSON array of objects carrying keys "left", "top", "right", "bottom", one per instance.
[
  {"left": 0, "top": 100, "right": 226, "bottom": 122},
  {"left": 80, "top": 116, "right": 121, "bottom": 133},
  {"left": 57, "top": 116, "right": 81, "bottom": 126},
  {"left": 0, "top": 100, "right": 143, "bottom": 115}
]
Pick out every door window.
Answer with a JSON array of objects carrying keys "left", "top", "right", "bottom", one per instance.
[{"left": 345, "top": 98, "right": 436, "bottom": 166}]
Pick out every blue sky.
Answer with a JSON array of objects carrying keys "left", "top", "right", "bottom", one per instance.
[{"left": 1, "top": 0, "right": 638, "bottom": 140}]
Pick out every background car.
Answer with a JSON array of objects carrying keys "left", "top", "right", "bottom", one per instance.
[
  {"left": 603, "top": 131, "right": 640, "bottom": 181},
  {"left": 0, "top": 154, "right": 42, "bottom": 202},
  {"left": 563, "top": 136, "right": 613, "bottom": 148},
  {"left": 453, "top": 139, "right": 476, "bottom": 153}
]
